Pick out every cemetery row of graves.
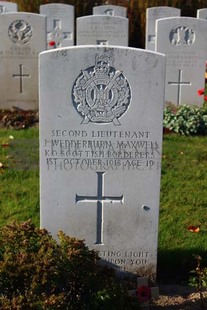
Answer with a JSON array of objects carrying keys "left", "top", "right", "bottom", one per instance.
[
  {"left": 0, "top": 2, "right": 207, "bottom": 308},
  {"left": 9, "top": 0, "right": 207, "bottom": 49},
  {"left": 0, "top": 2, "right": 207, "bottom": 109}
]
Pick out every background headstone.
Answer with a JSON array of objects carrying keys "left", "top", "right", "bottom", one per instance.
[
  {"left": 197, "top": 8, "right": 207, "bottom": 19},
  {"left": 40, "top": 4, "right": 74, "bottom": 49},
  {"left": 156, "top": 17, "right": 207, "bottom": 106},
  {"left": 0, "top": 13, "right": 46, "bottom": 109},
  {"left": 93, "top": 4, "right": 127, "bottom": 17},
  {"left": 146, "top": 6, "right": 181, "bottom": 51},
  {"left": 39, "top": 46, "right": 166, "bottom": 277},
  {"left": 0, "top": 1, "right": 18, "bottom": 13},
  {"left": 76, "top": 15, "right": 128, "bottom": 46}
]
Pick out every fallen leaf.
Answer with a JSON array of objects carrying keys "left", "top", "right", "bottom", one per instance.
[
  {"left": 187, "top": 226, "right": 200, "bottom": 233},
  {"left": 6, "top": 155, "right": 13, "bottom": 159},
  {"left": 1, "top": 143, "right": 9, "bottom": 147}
]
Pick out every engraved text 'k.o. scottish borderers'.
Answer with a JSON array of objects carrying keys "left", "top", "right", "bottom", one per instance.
[{"left": 72, "top": 54, "right": 131, "bottom": 125}]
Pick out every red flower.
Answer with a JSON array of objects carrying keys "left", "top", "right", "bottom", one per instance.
[
  {"left": 136, "top": 285, "right": 151, "bottom": 302},
  {"left": 197, "top": 89, "right": 204, "bottom": 96},
  {"left": 48, "top": 41, "right": 56, "bottom": 47},
  {"left": 204, "top": 96, "right": 207, "bottom": 101}
]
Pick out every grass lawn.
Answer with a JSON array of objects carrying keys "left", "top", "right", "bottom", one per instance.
[
  {"left": 0, "top": 128, "right": 207, "bottom": 282},
  {"left": 0, "top": 128, "right": 39, "bottom": 227},
  {"left": 159, "top": 134, "right": 207, "bottom": 282}
]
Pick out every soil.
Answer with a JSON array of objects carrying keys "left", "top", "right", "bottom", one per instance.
[
  {"left": 0, "top": 108, "right": 38, "bottom": 129},
  {"left": 150, "top": 284, "right": 207, "bottom": 309}
]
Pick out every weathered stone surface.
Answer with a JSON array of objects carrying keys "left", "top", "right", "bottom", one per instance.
[
  {"left": 39, "top": 46, "right": 166, "bottom": 277},
  {"left": 0, "top": 13, "right": 46, "bottom": 109}
]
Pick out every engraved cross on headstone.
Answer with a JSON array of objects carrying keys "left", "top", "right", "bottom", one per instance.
[
  {"left": 12, "top": 64, "right": 30, "bottom": 93},
  {"left": 76, "top": 171, "right": 124, "bottom": 245},
  {"left": 168, "top": 69, "right": 191, "bottom": 106},
  {"left": 48, "top": 19, "right": 71, "bottom": 48}
]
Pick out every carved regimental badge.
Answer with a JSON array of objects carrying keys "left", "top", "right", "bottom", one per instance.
[
  {"left": 8, "top": 20, "right": 32, "bottom": 45},
  {"left": 169, "top": 26, "right": 195, "bottom": 46},
  {"left": 72, "top": 54, "right": 131, "bottom": 125}
]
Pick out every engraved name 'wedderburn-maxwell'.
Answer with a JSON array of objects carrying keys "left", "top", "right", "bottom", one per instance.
[{"left": 72, "top": 54, "right": 131, "bottom": 125}]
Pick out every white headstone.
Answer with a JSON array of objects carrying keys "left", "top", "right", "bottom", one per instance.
[
  {"left": 0, "top": 1, "right": 18, "bottom": 13},
  {"left": 156, "top": 17, "right": 207, "bottom": 106},
  {"left": 93, "top": 5, "right": 127, "bottom": 17},
  {"left": 146, "top": 6, "right": 180, "bottom": 51},
  {"left": 39, "top": 45, "right": 166, "bottom": 277},
  {"left": 40, "top": 4, "right": 74, "bottom": 49},
  {"left": 0, "top": 13, "right": 46, "bottom": 109},
  {"left": 76, "top": 15, "right": 128, "bottom": 46},
  {"left": 197, "top": 8, "right": 207, "bottom": 20}
]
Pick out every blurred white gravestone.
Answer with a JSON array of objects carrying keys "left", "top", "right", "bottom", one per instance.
[
  {"left": 39, "top": 45, "right": 166, "bottom": 277},
  {"left": 156, "top": 17, "right": 207, "bottom": 106},
  {"left": 76, "top": 15, "right": 128, "bottom": 46},
  {"left": 40, "top": 3, "right": 74, "bottom": 49},
  {"left": 197, "top": 9, "right": 207, "bottom": 19},
  {"left": 93, "top": 5, "right": 127, "bottom": 17},
  {"left": 0, "top": 1, "right": 18, "bottom": 13},
  {"left": 0, "top": 13, "right": 46, "bottom": 109},
  {"left": 146, "top": 6, "right": 180, "bottom": 51}
]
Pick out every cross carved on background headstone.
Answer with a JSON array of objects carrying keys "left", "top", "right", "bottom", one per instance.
[
  {"left": 168, "top": 69, "right": 191, "bottom": 106},
  {"left": 12, "top": 64, "right": 30, "bottom": 93},
  {"left": 48, "top": 19, "right": 71, "bottom": 48}
]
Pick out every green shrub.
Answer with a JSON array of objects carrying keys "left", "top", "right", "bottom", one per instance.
[
  {"left": 0, "top": 221, "right": 140, "bottom": 310},
  {"left": 163, "top": 105, "right": 207, "bottom": 135}
]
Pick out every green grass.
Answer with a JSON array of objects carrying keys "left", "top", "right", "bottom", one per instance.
[
  {"left": 159, "top": 134, "right": 207, "bottom": 282},
  {"left": 0, "top": 128, "right": 39, "bottom": 227},
  {"left": 0, "top": 129, "right": 207, "bottom": 282}
]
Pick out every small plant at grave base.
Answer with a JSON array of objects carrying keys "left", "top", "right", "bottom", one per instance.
[
  {"left": 0, "top": 109, "right": 38, "bottom": 129},
  {"left": 0, "top": 220, "right": 141, "bottom": 310},
  {"left": 189, "top": 255, "right": 207, "bottom": 310},
  {"left": 163, "top": 104, "right": 207, "bottom": 135}
]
